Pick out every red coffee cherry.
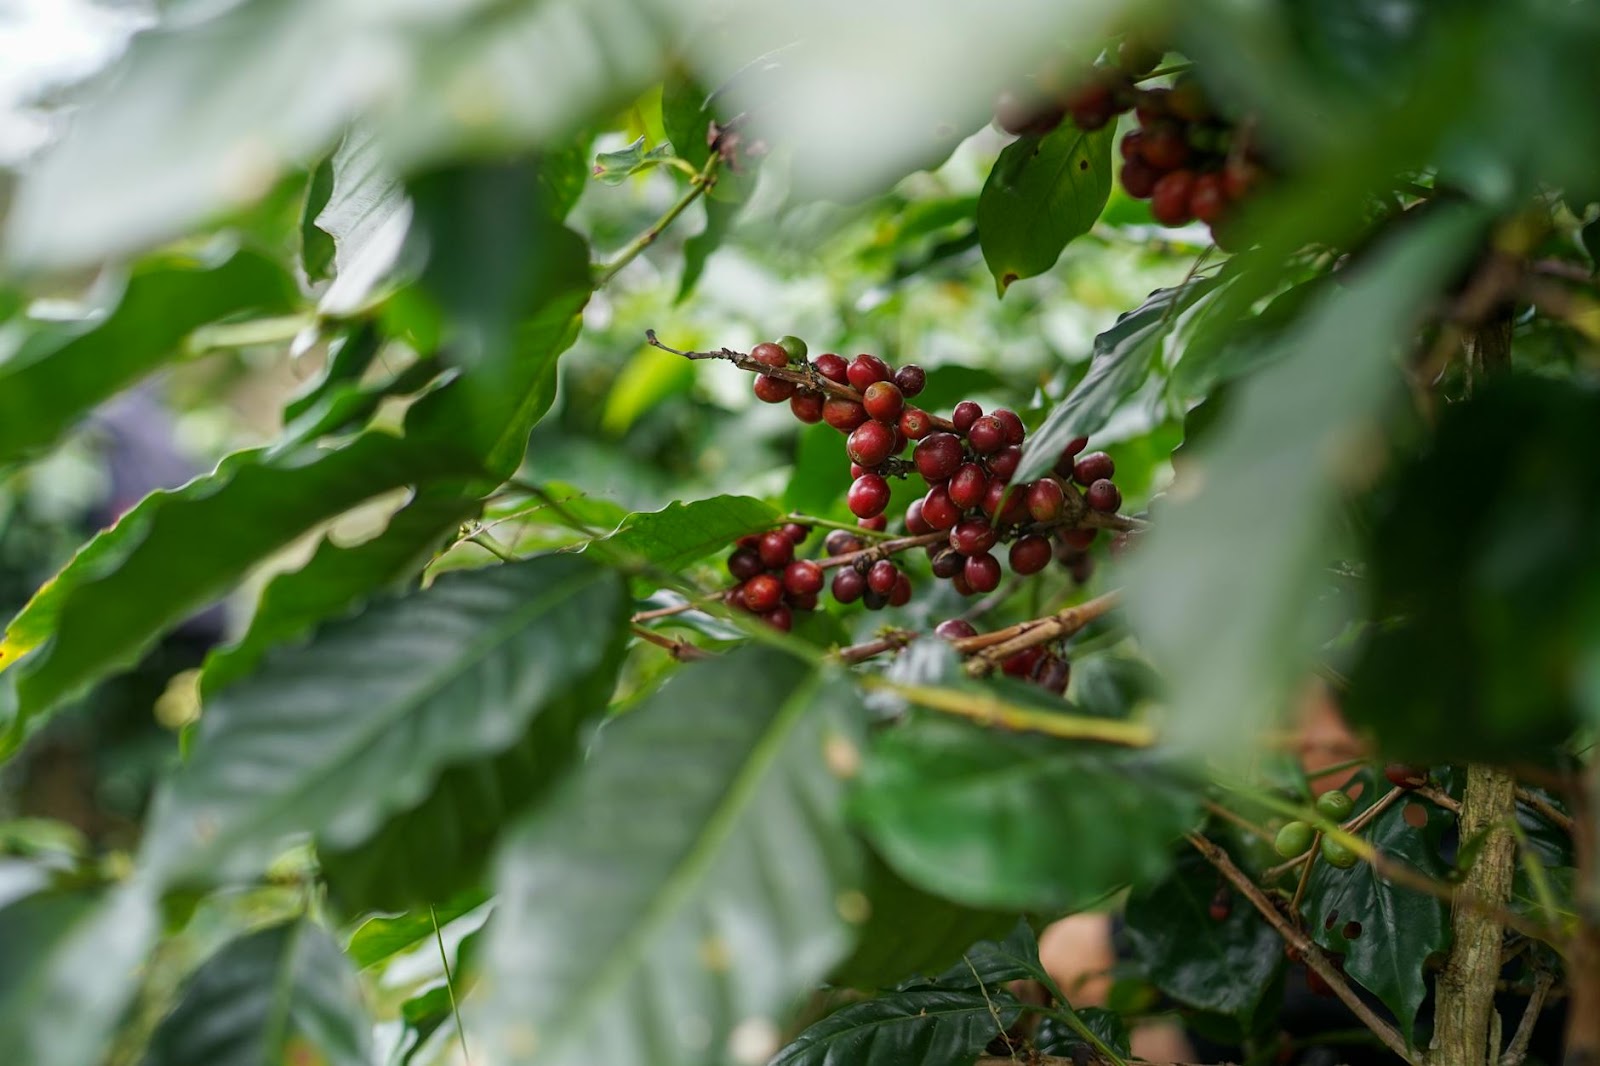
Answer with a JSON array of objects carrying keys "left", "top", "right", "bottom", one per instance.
[
  {"left": 1054, "top": 436, "right": 1090, "bottom": 477},
  {"left": 1151, "top": 170, "right": 1196, "bottom": 226},
  {"left": 1169, "top": 76, "right": 1210, "bottom": 122},
  {"left": 1121, "top": 156, "right": 1160, "bottom": 199},
  {"left": 813, "top": 353, "right": 849, "bottom": 383},
  {"left": 753, "top": 375, "right": 795, "bottom": 403},
  {"left": 823, "top": 397, "right": 870, "bottom": 433},
  {"left": 1190, "top": 172, "right": 1227, "bottom": 224},
  {"left": 929, "top": 546, "right": 964, "bottom": 578},
  {"left": 758, "top": 531, "right": 795, "bottom": 568},
  {"left": 862, "top": 380, "right": 905, "bottom": 422},
  {"left": 935, "top": 618, "right": 979, "bottom": 640},
  {"left": 724, "top": 585, "right": 746, "bottom": 610},
  {"left": 967, "top": 416, "right": 1005, "bottom": 455},
  {"left": 1073, "top": 450, "right": 1115, "bottom": 485},
  {"left": 1120, "top": 129, "right": 1146, "bottom": 161},
  {"left": 1009, "top": 535, "right": 1053, "bottom": 575},
  {"left": 782, "top": 522, "right": 810, "bottom": 544},
  {"left": 991, "top": 409, "right": 1025, "bottom": 446},
  {"left": 847, "top": 474, "right": 892, "bottom": 519},
  {"left": 867, "top": 560, "right": 900, "bottom": 596},
  {"left": 949, "top": 463, "right": 990, "bottom": 510},
  {"left": 1000, "top": 484, "right": 1032, "bottom": 526},
  {"left": 1061, "top": 527, "right": 1098, "bottom": 550},
  {"left": 831, "top": 568, "right": 865, "bottom": 603},
  {"left": 964, "top": 552, "right": 1002, "bottom": 592},
  {"left": 849, "top": 462, "right": 867, "bottom": 480},
  {"left": 1086, "top": 479, "right": 1122, "bottom": 513},
  {"left": 846, "top": 353, "right": 893, "bottom": 390},
  {"left": 1034, "top": 654, "right": 1071, "bottom": 695},
  {"left": 786, "top": 590, "right": 819, "bottom": 611},
  {"left": 727, "top": 547, "right": 765, "bottom": 581},
  {"left": 988, "top": 446, "right": 1021, "bottom": 482},
  {"left": 951, "top": 571, "right": 975, "bottom": 596},
  {"left": 858, "top": 515, "right": 888, "bottom": 532},
  {"left": 1002, "top": 646, "right": 1044, "bottom": 677},
  {"left": 824, "top": 529, "right": 864, "bottom": 556},
  {"left": 1223, "top": 156, "right": 1262, "bottom": 200},
  {"left": 904, "top": 498, "right": 931, "bottom": 535},
  {"left": 783, "top": 560, "right": 824, "bottom": 596},
  {"left": 899, "top": 406, "right": 935, "bottom": 440},
  {"left": 1068, "top": 552, "right": 1095, "bottom": 584},
  {"left": 1141, "top": 122, "right": 1191, "bottom": 170},
  {"left": 790, "top": 391, "right": 825, "bottom": 423},
  {"left": 847, "top": 420, "right": 898, "bottom": 467},
  {"left": 890, "top": 573, "right": 913, "bottom": 607},
  {"left": 893, "top": 364, "right": 926, "bottom": 397},
  {"left": 921, "top": 485, "right": 962, "bottom": 530},
  {"left": 1134, "top": 86, "right": 1172, "bottom": 125},
  {"left": 762, "top": 605, "right": 793, "bottom": 632},
  {"left": 1026, "top": 478, "right": 1066, "bottom": 522},
  {"left": 751, "top": 341, "right": 790, "bottom": 368},
  {"left": 1065, "top": 80, "right": 1116, "bottom": 131},
  {"left": 1384, "top": 764, "right": 1428, "bottom": 790},
  {"left": 914, "top": 433, "right": 965, "bottom": 483},
  {"left": 951, "top": 401, "right": 983, "bottom": 433},
  {"left": 742, "top": 573, "right": 783, "bottom": 612},
  {"left": 950, "top": 518, "right": 998, "bottom": 557}
]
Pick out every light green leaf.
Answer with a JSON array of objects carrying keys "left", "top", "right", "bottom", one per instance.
[
  {"left": 476, "top": 647, "right": 866, "bottom": 1066},
  {"left": 346, "top": 891, "right": 487, "bottom": 970},
  {"left": 316, "top": 124, "right": 414, "bottom": 316},
  {"left": 587, "top": 495, "right": 784, "bottom": 571},
  {"left": 141, "top": 554, "right": 628, "bottom": 887},
  {"left": 592, "top": 135, "right": 677, "bottom": 185},
  {"left": 978, "top": 123, "right": 1115, "bottom": 295}
]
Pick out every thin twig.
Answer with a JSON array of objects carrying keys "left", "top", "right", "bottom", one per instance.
[
  {"left": 1516, "top": 787, "right": 1574, "bottom": 834},
  {"left": 1261, "top": 786, "right": 1406, "bottom": 881},
  {"left": 430, "top": 905, "right": 471, "bottom": 1066},
  {"left": 784, "top": 512, "right": 897, "bottom": 540},
  {"left": 1203, "top": 799, "right": 1277, "bottom": 844},
  {"left": 864, "top": 676, "right": 1154, "bottom": 746},
  {"left": 962, "top": 591, "right": 1122, "bottom": 675},
  {"left": 1500, "top": 970, "right": 1556, "bottom": 1066},
  {"left": 630, "top": 624, "right": 711, "bottom": 661},
  {"left": 1186, "top": 832, "right": 1421, "bottom": 1064},
  {"left": 1290, "top": 833, "right": 1320, "bottom": 916},
  {"left": 595, "top": 155, "right": 720, "bottom": 285},
  {"left": 837, "top": 629, "right": 916, "bottom": 664},
  {"left": 631, "top": 592, "right": 722, "bottom": 623}
]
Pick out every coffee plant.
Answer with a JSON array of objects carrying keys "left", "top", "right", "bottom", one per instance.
[{"left": 0, "top": 2, "right": 1597, "bottom": 1065}]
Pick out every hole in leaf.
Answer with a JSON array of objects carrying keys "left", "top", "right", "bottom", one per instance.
[
  {"left": 1324, "top": 910, "right": 1338, "bottom": 931},
  {"left": 1343, "top": 920, "right": 1363, "bottom": 940},
  {"left": 1404, "top": 802, "right": 1428, "bottom": 829}
]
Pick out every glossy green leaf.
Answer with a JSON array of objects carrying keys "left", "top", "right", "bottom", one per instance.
[
  {"left": 592, "top": 135, "right": 676, "bottom": 185},
  {"left": 1017, "top": 277, "right": 1221, "bottom": 483},
  {"left": 587, "top": 495, "right": 783, "bottom": 571},
  {"left": 852, "top": 715, "right": 1200, "bottom": 911},
  {"left": 142, "top": 554, "right": 628, "bottom": 887},
  {"left": 977, "top": 123, "right": 1114, "bottom": 295},
  {"left": 0, "top": 884, "right": 158, "bottom": 1066},
  {"left": 315, "top": 125, "right": 413, "bottom": 315},
  {"left": 830, "top": 850, "right": 1017, "bottom": 991},
  {"left": 1123, "top": 850, "right": 1284, "bottom": 1022},
  {"left": 0, "top": 433, "right": 464, "bottom": 755},
  {"left": 1034, "top": 1009, "right": 1130, "bottom": 1059},
  {"left": 1122, "top": 206, "right": 1484, "bottom": 763},
  {"left": 770, "top": 988, "right": 1017, "bottom": 1066},
  {"left": 1302, "top": 771, "right": 1452, "bottom": 1036},
  {"left": 281, "top": 323, "right": 382, "bottom": 424},
  {"left": 918, "top": 921, "right": 1046, "bottom": 991},
  {"left": 0, "top": 249, "right": 296, "bottom": 468},
  {"left": 1345, "top": 376, "right": 1600, "bottom": 761},
  {"left": 299, "top": 154, "right": 336, "bottom": 282},
  {"left": 142, "top": 920, "right": 370, "bottom": 1066},
  {"left": 346, "top": 890, "right": 488, "bottom": 969},
  {"left": 476, "top": 647, "right": 865, "bottom": 1066}
]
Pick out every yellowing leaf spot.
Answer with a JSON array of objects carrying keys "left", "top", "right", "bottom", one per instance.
[
  {"left": 835, "top": 889, "right": 871, "bottom": 925},
  {"left": 283, "top": 1036, "right": 326, "bottom": 1066},
  {"left": 822, "top": 733, "right": 861, "bottom": 779},
  {"left": 698, "top": 935, "right": 731, "bottom": 972}
]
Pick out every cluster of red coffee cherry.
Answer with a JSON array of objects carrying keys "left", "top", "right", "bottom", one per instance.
[
  {"left": 723, "top": 521, "right": 822, "bottom": 632},
  {"left": 994, "top": 42, "right": 1268, "bottom": 246},
  {"left": 724, "top": 335, "right": 1129, "bottom": 628}
]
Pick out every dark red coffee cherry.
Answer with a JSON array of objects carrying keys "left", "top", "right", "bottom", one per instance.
[
  {"left": 782, "top": 522, "right": 810, "bottom": 544},
  {"left": 847, "top": 474, "right": 892, "bottom": 519},
  {"left": 1054, "top": 436, "right": 1090, "bottom": 476},
  {"left": 758, "top": 531, "right": 795, "bottom": 568},
  {"left": 929, "top": 546, "right": 964, "bottom": 578},
  {"left": 742, "top": 573, "right": 783, "bottom": 612},
  {"left": 783, "top": 560, "right": 824, "bottom": 596},
  {"left": 949, "top": 463, "right": 990, "bottom": 510},
  {"left": 753, "top": 375, "right": 795, "bottom": 403},
  {"left": 858, "top": 515, "right": 888, "bottom": 532},
  {"left": 860, "top": 381, "right": 903, "bottom": 423},
  {"left": 991, "top": 408, "right": 1025, "bottom": 446},
  {"left": 867, "top": 560, "right": 900, "bottom": 595},
  {"left": 1190, "top": 171, "right": 1227, "bottom": 224},
  {"left": 846, "top": 354, "right": 893, "bottom": 390},
  {"left": 762, "top": 605, "right": 793, "bottom": 632},
  {"left": 967, "top": 416, "right": 1005, "bottom": 454},
  {"left": 1064, "top": 79, "right": 1116, "bottom": 130},
  {"left": 935, "top": 618, "right": 979, "bottom": 640},
  {"left": 751, "top": 341, "right": 790, "bottom": 368},
  {"left": 728, "top": 547, "right": 764, "bottom": 581},
  {"left": 1134, "top": 86, "right": 1172, "bottom": 125},
  {"left": 951, "top": 518, "right": 997, "bottom": 557},
  {"left": 921, "top": 485, "right": 962, "bottom": 530},
  {"left": 951, "top": 571, "right": 975, "bottom": 596},
  {"left": 813, "top": 353, "right": 849, "bottom": 383},
  {"left": 1002, "top": 646, "right": 1044, "bottom": 677},
  {"left": 1034, "top": 654, "right": 1071, "bottom": 695},
  {"left": 861, "top": 588, "right": 889, "bottom": 611},
  {"left": 786, "top": 589, "right": 819, "bottom": 611},
  {"left": 1384, "top": 764, "right": 1428, "bottom": 790},
  {"left": 1009, "top": 535, "right": 1053, "bottom": 575},
  {"left": 964, "top": 552, "right": 1002, "bottom": 592},
  {"left": 1223, "top": 156, "right": 1263, "bottom": 200},
  {"left": 904, "top": 499, "right": 931, "bottom": 535},
  {"left": 893, "top": 364, "right": 926, "bottom": 397},
  {"left": 890, "top": 573, "right": 912, "bottom": 607},
  {"left": 822, "top": 397, "right": 869, "bottom": 432},
  {"left": 790, "top": 391, "right": 824, "bottom": 423},
  {"left": 899, "top": 406, "right": 934, "bottom": 440},
  {"left": 831, "top": 568, "right": 865, "bottom": 604},
  {"left": 824, "top": 529, "right": 864, "bottom": 556},
  {"left": 988, "top": 446, "right": 1021, "bottom": 482},
  {"left": 1026, "top": 478, "right": 1066, "bottom": 522},
  {"left": 847, "top": 420, "right": 898, "bottom": 467},
  {"left": 1086, "top": 479, "right": 1122, "bottom": 513},
  {"left": 849, "top": 462, "right": 867, "bottom": 480},
  {"left": 914, "top": 432, "right": 965, "bottom": 483},
  {"left": 1141, "top": 122, "right": 1191, "bottom": 170},
  {"left": 951, "top": 401, "right": 983, "bottom": 433},
  {"left": 1120, "top": 129, "right": 1146, "bottom": 161},
  {"left": 1121, "top": 156, "right": 1160, "bottom": 199},
  {"left": 1151, "top": 170, "right": 1196, "bottom": 226},
  {"left": 1068, "top": 552, "right": 1094, "bottom": 584},
  {"left": 1060, "top": 527, "right": 1098, "bottom": 551},
  {"left": 1073, "top": 450, "right": 1115, "bottom": 485}
]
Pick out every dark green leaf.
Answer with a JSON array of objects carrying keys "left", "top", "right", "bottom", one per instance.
[
  {"left": 142, "top": 920, "right": 370, "bottom": 1066},
  {"left": 592, "top": 135, "right": 676, "bottom": 185},
  {"left": 1582, "top": 218, "right": 1600, "bottom": 269},
  {"left": 1302, "top": 772, "right": 1452, "bottom": 1035},
  {"left": 141, "top": 554, "right": 628, "bottom": 888},
  {"left": 315, "top": 125, "right": 413, "bottom": 315},
  {"left": 770, "top": 988, "right": 1017, "bottom": 1066},
  {"left": 346, "top": 890, "right": 487, "bottom": 969},
  {"left": 920, "top": 921, "right": 1047, "bottom": 990},
  {"left": 1122, "top": 207, "right": 1484, "bottom": 762},
  {"left": 281, "top": 323, "right": 383, "bottom": 424},
  {"left": 1017, "top": 278, "right": 1220, "bottom": 482},
  {"left": 1034, "top": 1009, "right": 1130, "bottom": 1059},
  {"left": 300, "top": 154, "right": 337, "bottom": 282},
  {"left": 0, "top": 885, "right": 158, "bottom": 1066},
  {"left": 1123, "top": 850, "right": 1284, "bottom": 1022},
  {"left": 977, "top": 123, "right": 1114, "bottom": 295},
  {"left": 852, "top": 715, "right": 1200, "bottom": 911},
  {"left": 587, "top": 495, "right": 783, "bottom": 571},
  {"left": 660, "top": 72, "right": 755, "bottom": 204},
  {"left": 476, "top": 647, "right": 865, "bottom": 1066},
  {"left": 784, "top": 422, "right": 854, "bottom": 517},
  {"left": 0, "top": 249, "right": 297, "bottom": 468}
]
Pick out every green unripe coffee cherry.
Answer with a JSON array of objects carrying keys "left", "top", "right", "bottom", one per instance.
[
  {"left": 1315, "top": 790, "right": 1355, "bottom": 822},
  {"left": 1274, "top": 821, "right": 1314, "bottom": 859},
  {"left": 1320, "top": 836, "right": 1359, "bottom": 869},
  {"left": 777, "top": 335, "right": 808, "bottom": 361}
]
